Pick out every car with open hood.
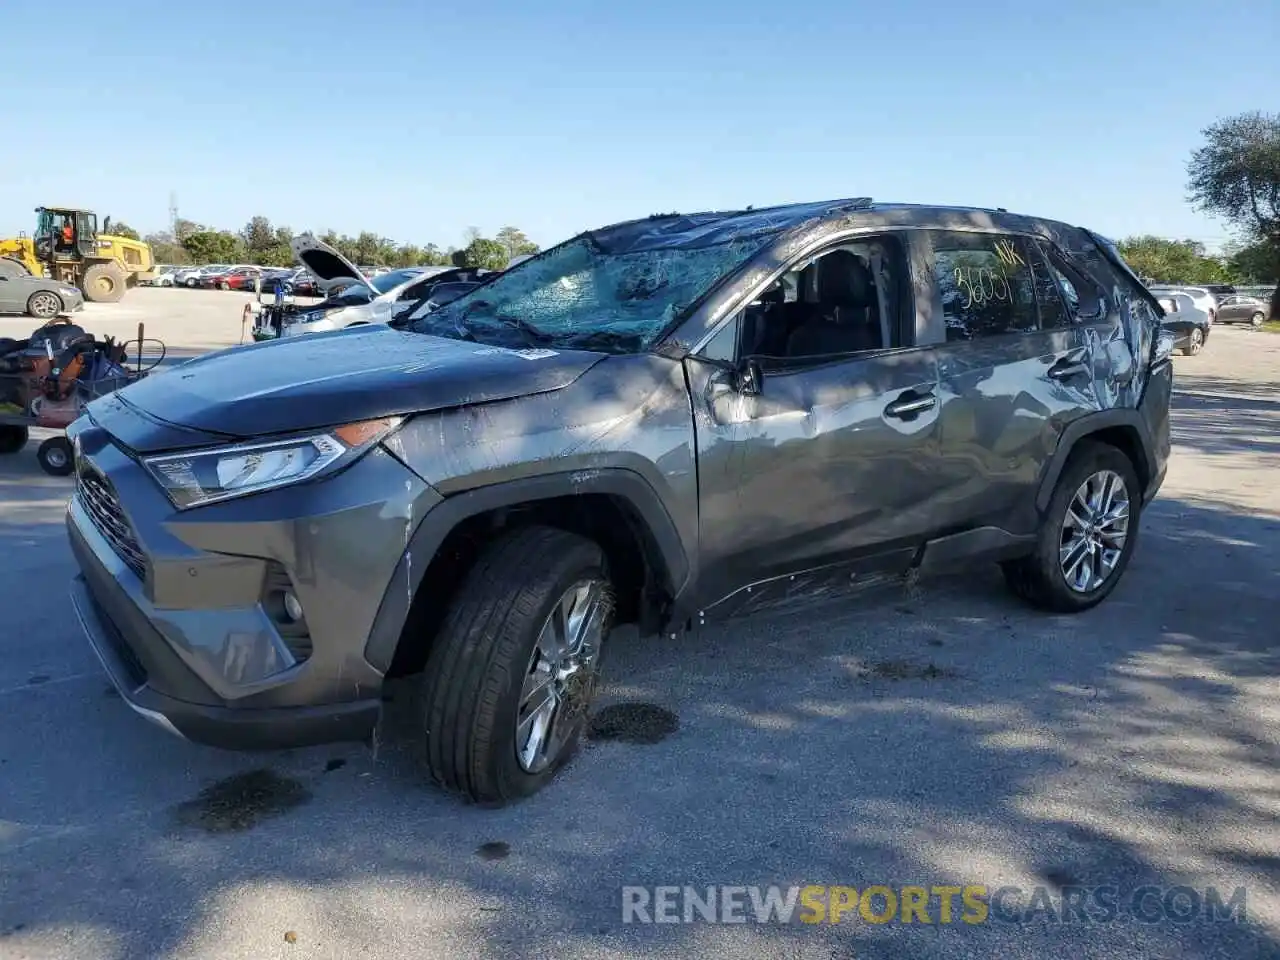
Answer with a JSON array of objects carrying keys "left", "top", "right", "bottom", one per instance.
[
  {"left": 65, "top": 198, "right": 1174, "bottom": 806},
  {"left": 250, "top": 238, "right": 490, "bottom": 339},
  {"left": 261, "top": 235, "right": 454, "bottom": 334}
]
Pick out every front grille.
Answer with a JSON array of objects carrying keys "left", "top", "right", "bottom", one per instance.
[{"left": 77, "top": 470, "right": 147, "bottom": 582}]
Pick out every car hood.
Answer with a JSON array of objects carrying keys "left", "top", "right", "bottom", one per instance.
[
  {"left": 290, "top": 234, "right": 368, "bottom": 291},
  {"left": 90, "top": 325, "right": 606, "bottom": 450}
]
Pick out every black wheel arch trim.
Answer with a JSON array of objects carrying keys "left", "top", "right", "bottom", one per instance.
[
  {"left": 1035, "top": 409, "right": 1157, "bottom": 514},
  {"left": 362, "top": 467, "right": 691, "bottom": 673}
]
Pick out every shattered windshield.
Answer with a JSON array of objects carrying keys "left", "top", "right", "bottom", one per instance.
[{"left": 408, "top": 234, "right": 767, "bottom": 352}]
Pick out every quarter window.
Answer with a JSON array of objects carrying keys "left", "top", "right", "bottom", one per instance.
[
  {"left": 930, "top": 232, "right": 1038, "bottom": 341},
  {"left": 1028, "top": 245, "right": 1071, "bottom": 329}
]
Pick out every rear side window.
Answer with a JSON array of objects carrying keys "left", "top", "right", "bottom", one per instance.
[
  {"left": 929, "top": 232, "right": 1038, "bottom": 341},
  {"left": 1037, "top": 241, "right": 1106, "bottom": 321}
]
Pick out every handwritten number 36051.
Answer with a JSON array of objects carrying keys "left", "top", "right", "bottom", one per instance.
[{"left": 954, "top": 266, "right": 1011, "bottom": 309}]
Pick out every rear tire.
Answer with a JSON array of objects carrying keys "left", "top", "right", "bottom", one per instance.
[
  {"left": 420, "top": 525, "right": 615, "bottom": 805},
  {"left": 1181, "top": 327, "right": 1204, "bottom": 356},
  {"left": 26, "top": 291, "right": 62, "bottom": 320},
  {"left": 82, "top": 263, "right": 126, "bottom": 303},
  {"left": 0, "top": 426, "right": 28, "bottom": 454},
  {"left": 1002, "top": 441, "right": 1141, "bottom": 613},
  {"left": 1251, "top": 312, "right": 1265, "bottom": 327}
]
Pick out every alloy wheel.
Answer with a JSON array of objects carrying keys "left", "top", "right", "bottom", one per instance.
[
  {"left": 29, "top": 292, "right": 59, "bottom": 318},
  {"left": 1189, "top": 328, "right": 1203, "bottom": 354},
  {"left": 1059, "top": 469, "right": 1130, "bottom": 593},
  {"left": 516, "top": 580, "right": 608, "bottom": 773}
]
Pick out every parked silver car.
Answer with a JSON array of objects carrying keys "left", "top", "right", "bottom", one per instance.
[
  {"left": 1214, "top": 293, "right": 1270, "bottom": 327},
  {"left": 0, "top": 259, "right": 85, "bottom": 318}
]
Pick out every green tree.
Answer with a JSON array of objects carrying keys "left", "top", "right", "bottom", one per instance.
[
  {"left": 240, "top": 216, "right": 276, "bottom": 254},
  {"left": 142, "top": 231, "right": 190, "bottom": 265},
  {"left": 173, "top": 218, "right": 205, "bottom": 241},
  {"left": 452, "top": 237, "right": 508, "bottom": 270},
  {"left": 1188, "top": 111, "right": 1280, "bottom": 317},
  {"left": 181, "top": 230, "right": 244, "bottom": 264},
  {"left": 1116, "top": 236, "right": 1231, "bottom": 284},
  {"left": 353, "top": 232, "right": 384, "bottom": 265},
  {"left": 1227, "top": 239, "right": 1280, "bottom": 284},
  {"left": 495, "top": 226, "right": 540, "bottom": 260},
  {"left": 108, "top": 221, "right": 141, "bottom": 240},
  {"left": 420, "top": 244, "right": 451, "bottom": 266},
  {"left": 236, "top": 216, "right": 294, "bottom": 266}
]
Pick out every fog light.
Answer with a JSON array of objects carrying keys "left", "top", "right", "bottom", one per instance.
[{"left": 283, "top": 591, "right": 304, "bottom": 622}]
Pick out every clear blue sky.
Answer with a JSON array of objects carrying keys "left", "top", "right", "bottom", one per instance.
[{"left": 3, "top": 0, "right": 1275, "bottom": 252}]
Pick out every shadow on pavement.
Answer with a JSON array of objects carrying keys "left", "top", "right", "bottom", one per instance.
[{"left": 1, "top": 493, "right": 1276, "bottom": 959}]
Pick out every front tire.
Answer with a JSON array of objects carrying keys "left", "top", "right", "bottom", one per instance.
[
  {"left": 26, "top": 291, "right": 62, "bottom": 320},
  {"left": 1251, "top": 312, "right": 1265, "bottom": 327},
  {"left": 420, "top": 526, "right": 615, "bottom": 805},
  {"left": 82, "top": 263, "right": 126, "bottom": 303},
  {"left": 1002, "top": 441, "right": 1141, "bottom": 613},
  {"left": 36, "top": 436, "right": 75, "bottom": 476}
]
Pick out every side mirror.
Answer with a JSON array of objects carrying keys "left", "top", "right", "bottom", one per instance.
[{"left": 734, "top": 357, "right": 763, "bottom": 396}]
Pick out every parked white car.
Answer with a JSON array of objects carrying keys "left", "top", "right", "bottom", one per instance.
[
  {"left": 1150, "top": 285, "right": 1219, "bottom": 322},
  {"left": 143, "top": 265, "right": 179, "bottom": 287}
]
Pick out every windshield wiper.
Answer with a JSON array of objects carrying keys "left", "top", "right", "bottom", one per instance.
[
  {"left": 493, "top": 314, "right": 553, "bottom": 345},
  {"left": 559, "top": 329, "right": 645, "bottom": 354},
  {"left": 451, "top": 300, "right": 553, "bottom": 346}
]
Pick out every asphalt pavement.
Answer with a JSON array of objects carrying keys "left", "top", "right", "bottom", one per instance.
[{"left": 1, "top": 292, "right": 1277, "bottom": 959}]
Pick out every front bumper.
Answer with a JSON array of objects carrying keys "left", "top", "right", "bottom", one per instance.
[
  {"left": 65, "top": 419, "right": 443, "bottom": 750},
  {"left": 70, "top": 572, "right": 379, "bottom": 748}
]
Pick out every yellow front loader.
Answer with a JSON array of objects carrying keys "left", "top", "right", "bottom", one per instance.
[{"left": 0, "top": 206, "right": 156, "bottom": 303}]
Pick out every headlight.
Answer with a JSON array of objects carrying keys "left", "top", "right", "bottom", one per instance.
[
  {"left": 141, "top": 417, "right": 403, "bottom": 509},
  {"left": 1153, "top": 331, "right": 1176, "bottom": 364},
  {"left": 60, "top": 287, "right": 80, "bottom": 297}
]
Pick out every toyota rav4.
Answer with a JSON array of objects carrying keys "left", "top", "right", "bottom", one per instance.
[{"left": 66, "top": 198, "right": 1174, "bottom": 804}]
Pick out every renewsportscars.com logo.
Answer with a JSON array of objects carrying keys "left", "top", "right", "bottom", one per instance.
[{"left": 621, "top": 884, "right": 1248, "bottom": 926}]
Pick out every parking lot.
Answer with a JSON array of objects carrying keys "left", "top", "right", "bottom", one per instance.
[{"left": 1, "top": 290, "right": 1278, "bottom": 959}]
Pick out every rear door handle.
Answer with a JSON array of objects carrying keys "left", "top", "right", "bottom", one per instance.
[{"left": 884, "top": 391, "right": 937, "bottom": 419}]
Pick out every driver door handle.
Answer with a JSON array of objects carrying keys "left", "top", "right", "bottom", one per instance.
[{"left": 884, "top": 391, "right": 937, "bottom": 419}]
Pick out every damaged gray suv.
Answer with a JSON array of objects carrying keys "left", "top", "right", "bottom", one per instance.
[{"left": 67, "top": 198, "right": 1173, "bottom": 804}]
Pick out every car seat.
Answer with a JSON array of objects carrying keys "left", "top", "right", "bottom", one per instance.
[{"left": 784, "top": 251, "right": 883, "bottom": 357}]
